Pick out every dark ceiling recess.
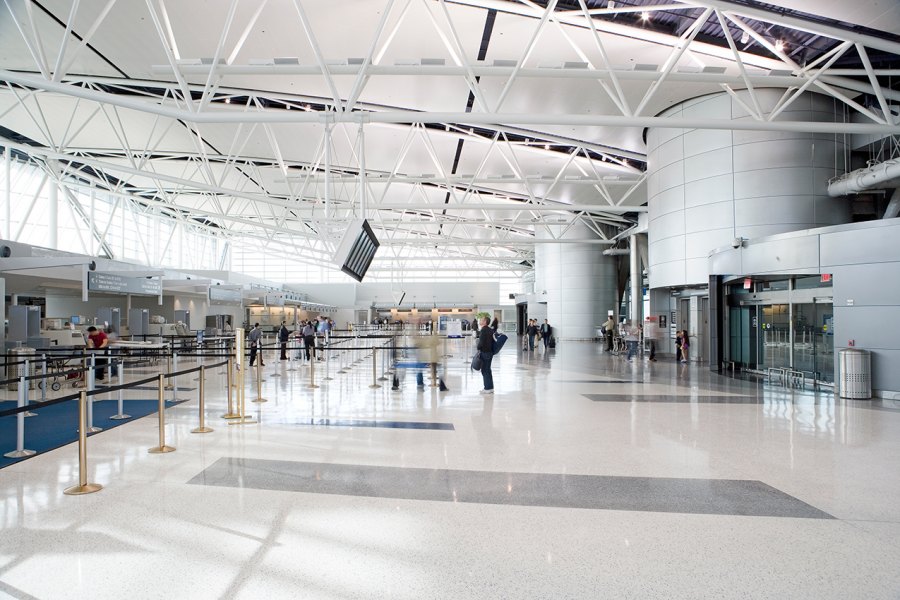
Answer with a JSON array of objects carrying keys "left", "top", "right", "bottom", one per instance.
[{"left": 489, "top": 0, "right": 900, "bottom": 74}]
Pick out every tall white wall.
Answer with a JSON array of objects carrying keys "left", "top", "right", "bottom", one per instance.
[
  {"left": 534, "top": 223, "right": 617, "bottom": 339},
  {"left": 647, "top": 90, "right": 851, "bottom": 289}
]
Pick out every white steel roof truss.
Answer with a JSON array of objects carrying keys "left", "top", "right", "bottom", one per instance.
[
  {"left": 634, "top": 7, "right": 713, "bottom": 117},
  {"left": 494, "top": 0, "right": 559, "bottom": 113},
  {"left": 431, "top": 0, "right": 491, "bottom": 113}
]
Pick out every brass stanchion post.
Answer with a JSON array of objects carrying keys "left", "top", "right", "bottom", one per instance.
[
  {"left": 253, "top": 355, "right": 267, "bottom": 402},
  {"left": 64, "top": 391, "right": 102, "bottom": 495},
  {"left": 191, "top": 365, "right": 213, "bottom": 433},
  {"left": 369, "top": 347, "right": 381, "bottom": 389},
  {"left": 222, "top": 357, "right": 239, "bottom": 419},
  {"left": 309, "top": 347, "right": 319, "bottom": 389},
  {"left": 229, "top": 328, "right": 256, "bottom": 425},
  {"left": 148, "top": 373, "right": 175, "bottom": 453}
]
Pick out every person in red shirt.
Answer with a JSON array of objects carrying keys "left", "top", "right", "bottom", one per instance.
[{"left": 86, "top": 326, "right": 110, "bottom": 381}]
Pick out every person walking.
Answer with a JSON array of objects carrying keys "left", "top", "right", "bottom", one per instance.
[
  {"left": 645, "top": 322, "right": 658, "bottom": 362},
  {"left": 302, "top": 320, "right": 316, "bottom": 361},
  {"left": 604, "top": 315, "right": 616, "bottom": 352},
  {"left": 526, "top": 319, "right": 539, "bottom": 351},
  {"left": 477, "top": 316, "right": 495, "bottom": 394},
  {"left": 624, "top": 320, "right": 640, "bottom": 362},
  {"left": 540, "top": 319, "right": 552, "bottom": 350},
  {"left": 278, "top": 321, "right": 290, "bottom": 360},
  {"left": 680, "top": 330, "right": 690, "bottom": 363},
  {"left": 248, "top": 323, "right": 264, "bottom": 366}
]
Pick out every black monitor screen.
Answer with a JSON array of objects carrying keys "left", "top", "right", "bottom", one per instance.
[{"left": 340, "top": 220, "right": 380, "bottom": 282}]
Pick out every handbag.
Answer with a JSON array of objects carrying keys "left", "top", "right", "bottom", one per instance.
[
  {"left": 492, "top": 333, "right": 508, "bottom": 355},
  {"left": 471, "top": 352, "right": 483, "bottom": 371}
]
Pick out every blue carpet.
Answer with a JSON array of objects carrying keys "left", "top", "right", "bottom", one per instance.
[{"left": 0, "top": 398, "right": 186, "bottom": 469}]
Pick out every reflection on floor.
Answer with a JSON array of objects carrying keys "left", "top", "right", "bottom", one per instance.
[{"left": 2, "top": 340, "right": 900, "bottom": 599}]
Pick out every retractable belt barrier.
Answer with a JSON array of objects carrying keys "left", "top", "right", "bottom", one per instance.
[{"left": 2, "top": 357, "right": 229, "bottom": 495}]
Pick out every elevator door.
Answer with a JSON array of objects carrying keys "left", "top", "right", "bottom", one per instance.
[{"left": 698, "top": 297, "right": 709, "bottom": 362}]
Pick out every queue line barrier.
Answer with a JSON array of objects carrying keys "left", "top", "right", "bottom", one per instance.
[{"left": 1, "top": 357, "right": 228, "bottom": 496}]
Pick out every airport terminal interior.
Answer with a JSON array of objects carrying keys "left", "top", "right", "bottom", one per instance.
[{"left": 2, "top": 1, "right": 900, "bottom": 598}]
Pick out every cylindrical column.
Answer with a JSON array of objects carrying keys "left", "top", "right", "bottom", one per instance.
[
  {"left": 4, "top": 149, "right": 10, "bottom": 239},
  {"left": 48, "top": 179, "right": 58, "bottom": 249},
  {"left": 629, "top": 234, "right": 640, "bottom": 323},
  {"left": 148, "top": 373, "right": 175, "bottom": 453},
  {"left": 63, "top": 391, "right": 102, "bottom": 495},
  {"left": 191, "top": 365, "right": 213, "bottom": 433},
  {"left": 647, "top": 89, "right": 851, "bottom": 289},
  {"left": 534, "top": 222, "right": 617, "bottom": 340}
]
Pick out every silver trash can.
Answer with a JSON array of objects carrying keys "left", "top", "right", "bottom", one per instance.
[
  {"left": 6, "top": 346, "right": 37, "bottom": 390},
  {"left": 839, "top": 348, "right": 871, "bottom": 399}
]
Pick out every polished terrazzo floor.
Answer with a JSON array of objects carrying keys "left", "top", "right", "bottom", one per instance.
[{"left": 2, "top": 338, "right": 900, "bottom": 599}]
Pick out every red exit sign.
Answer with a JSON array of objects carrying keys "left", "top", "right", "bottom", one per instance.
[{"left": 821, "top": 273, "right": 832, "bottom": 283}]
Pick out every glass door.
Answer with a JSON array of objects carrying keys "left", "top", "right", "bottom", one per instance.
[
  {"left": 759, "top": 304, "right": 789, "bottom": 370},
  {"left": 793, "top": 300, "right": 834, "bottom": 383}
]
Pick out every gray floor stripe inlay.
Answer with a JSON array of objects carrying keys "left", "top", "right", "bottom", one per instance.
[
  {"left": 188, "top": 458, "right": 833, "bottom": 519},
  {"left": 584, "top": 393, "right": 762, "bottom": 404}
]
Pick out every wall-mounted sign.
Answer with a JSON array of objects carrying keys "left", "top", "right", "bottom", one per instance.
[
  {"left": 743, "top": 277, "right": 752, "bottom": 290},
  {"left": 209, "top": 286, "right": 242, "bottom": 304},
  {"left": 820, "top": 273, "right": 832, "bottom": 283},
  {"left": 265, "top": 293, "right": 285, "bottom": 306},
  {"left": 659, "top": 314, "right": 667, "bottom": 329},
  {"left": 88, "top": 272, "right": 161, "bottom": 295}
]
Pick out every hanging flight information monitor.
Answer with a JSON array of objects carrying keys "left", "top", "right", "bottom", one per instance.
[{"left": 333, "top": 219, "right": 380, "bottom": 282}]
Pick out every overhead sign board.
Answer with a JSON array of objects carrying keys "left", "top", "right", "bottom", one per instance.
[
  {"left": 88, "top": 272, "right": 161, "bottom": 296},
  {"left": 209, "top": 286, "right": 242, "bottom": 304}
]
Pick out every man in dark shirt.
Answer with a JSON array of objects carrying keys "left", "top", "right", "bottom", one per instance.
[
  {"left": 278, "top": 321, "right": 290, "bottom": 360},
  {"left": 477, "top": 316, "right": 495, "bottom": 394}
]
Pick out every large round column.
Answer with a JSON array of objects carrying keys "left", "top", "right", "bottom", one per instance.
[
  {"left": 647, "top": 90, "right": 851, "bottom": 289},
  {"left": 534, "top": 222, "right": 617, "bottom": 340}
]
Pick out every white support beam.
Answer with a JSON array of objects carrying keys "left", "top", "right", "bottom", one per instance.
[{"left": 5, "top": 71, "right": 898, "bottom": 133}]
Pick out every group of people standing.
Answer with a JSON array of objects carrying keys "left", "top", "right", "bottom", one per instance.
[
  {"left": 248, "top": 317, "right": 335, "bottom": 366},
  {"left": 600, "top": 314, "right": 690, "bottom": 364}
]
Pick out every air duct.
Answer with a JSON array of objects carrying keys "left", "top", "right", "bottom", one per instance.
[
  {"left": 827, "top": 158, "right": 900, "bottom": 197},
  {"left": 602, "top": 248, "right": 630, "bottom": 256}
]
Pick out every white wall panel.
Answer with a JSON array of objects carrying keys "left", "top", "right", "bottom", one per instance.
[
  {"left": 649, "top": 185, "right": 686, "bottom": 218},
  {"left": 734, "top": 196, "right": 815, "bottom": 227},
  {"left": 683, "top": 129, "right": 732, "bottom": 157},
  {"left": 684, "top": 174, "right": 733, "bottom": 208},
  {"left": 683, "top": 148, "right": 733, "bottom": 182},
  {"left": 733, "top": 168, "right": 814, "bottom": 199},
  {"left": 650, "top": 209, "right": 687, "bottom": 241},
  {"left": 685, "top": 202, "right": 733, "bottom": 234}
]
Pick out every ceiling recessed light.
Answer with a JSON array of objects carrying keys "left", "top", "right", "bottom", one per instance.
[
  {"left": 544, "top": 144, "right": 550, "bottom": 150},
  {"left": 740, "top": 31, "right": 749, "bottom": 44},
  {"left": 641, "top": 11, "right": 650, "bottom": 21},
  {"left": 224, "top": 97, "right": 230, "bottom": 104},
  {"left": 774, "top": 40, "right": 784, "bottom": 52}
]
